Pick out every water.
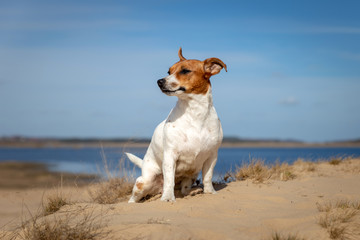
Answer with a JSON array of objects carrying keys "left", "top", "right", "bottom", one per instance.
[{"left": 1, "top": 147, "right": 360, "bottom": 178}]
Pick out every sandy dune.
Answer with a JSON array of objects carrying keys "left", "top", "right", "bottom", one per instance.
[{"left": 1, "top": 159, "right": 360, "bottom": 239}]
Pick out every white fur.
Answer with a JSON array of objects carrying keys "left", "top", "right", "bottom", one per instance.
[{"left": 126, "top": 80, "right": 223, "bottom": 203}]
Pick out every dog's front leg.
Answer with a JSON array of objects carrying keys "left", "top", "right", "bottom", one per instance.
[
  {"left": 161, "top": 150, "right": 177, "bottom": 202},
  {"left": 202, "top": 152, "right": 218, "bottom": 194}
]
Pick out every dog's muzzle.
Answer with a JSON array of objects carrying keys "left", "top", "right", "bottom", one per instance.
[
  {"left": 157, "top": 78, "right": 166, "bottom": 89},
  {"left": 157, "top": 78, "right": 186, "bottom": 93}
]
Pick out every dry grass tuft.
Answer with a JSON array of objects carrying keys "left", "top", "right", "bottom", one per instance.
[
  {"left": 235, "top": 159, "right": 271, "bottom": 183},
  {"left": 293, "top": 158, "right": 317, "bottom": 172},
  {"left": 328, "top": 156, "right": 357, "bottom": 166},
  {"left": 318, "top": 209, "right": 357, "bottom": 227},
  {"left": 16, "top": 208, "right": 111, "bottom": 240},
  {"left": 235, "top": 157, "right": 360, "bottom": 184},
  {"left": 0, "top": 230, "right": 11, "bottom": 240},
  {"left": 235, "top": 159, "right": 296, "bottom": 183},
  {"left": 329, "top": 157, "right": 343, "bottom": 165},
  {"left": 88, "top": 146, "right": 135, "bottom": 204},
  {"left": 340, "top": 158, "right": 360, "bottom": 174},
  {"left": 271, "top": 162, "right": 296, "bottom": 181},
  {"left": 1, "top": 203, "right": 111, "bottom": 240},
  {"left": 270, "top": 231, "right": 306, "bottom": 240},
  {"left": 317, "top": 199, "right": 360, "bottom": 239},
  {"left": 89, "top": 177, "right": 133, "bottom": 204},
  {"left": 317, "top": 199, "right": 360, "bottom": 213},
  {"left": 43, "top": 194, "right": 70, "bottom": 216}
]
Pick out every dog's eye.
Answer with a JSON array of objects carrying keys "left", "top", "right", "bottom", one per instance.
[{"left": 180, "top": 69, "right": 191, "bottom": 74}]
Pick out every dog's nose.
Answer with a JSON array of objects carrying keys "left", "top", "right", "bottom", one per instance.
[{"left": 157, "top": 78, "right": 165, "bottom": 88}]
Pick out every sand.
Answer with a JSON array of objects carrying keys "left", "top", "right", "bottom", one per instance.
[{"left": 1, "top": 159, "right": 360, "bottom": 240}]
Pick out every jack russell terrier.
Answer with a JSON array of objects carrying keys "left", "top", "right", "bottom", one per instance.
[{"left": 126, "top": 48, "right": 227, "bottom": 202}]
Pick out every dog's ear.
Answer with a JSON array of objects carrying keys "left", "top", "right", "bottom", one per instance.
[
  {"left": 178, "top": 47, "right": 186, "bottom": 61},
  {"left": 203, "top": 58, "right": 227, "bottom": 76}
]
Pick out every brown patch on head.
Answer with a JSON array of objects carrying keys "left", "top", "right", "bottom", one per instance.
[
  {"left": 166, "top": 49, "right": 227, "bottom": 95},
  {"left": 169, "top": 60, "right": 211, "bottom": 95}
]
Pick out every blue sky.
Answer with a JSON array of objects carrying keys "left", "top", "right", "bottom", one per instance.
[{"left": 0, "top": 0, "right": 359, "bottom": 142}]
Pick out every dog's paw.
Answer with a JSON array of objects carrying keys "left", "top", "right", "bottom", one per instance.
[
  {"left": 160, "top": 192, "right": 176, "bottom": 202},
  {"left": 160, "top": 197, "right": 176, "bottom": 202},
  {"left": 203, "top": 187, "right": 217, "bottom": 194},
  {"left": 128, "top": 197, "right": 136, "bottom": 203}
]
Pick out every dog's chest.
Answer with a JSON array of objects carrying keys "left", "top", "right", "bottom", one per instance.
[{"left": 164, "top": 105, "right": 222, "bottom": 160}]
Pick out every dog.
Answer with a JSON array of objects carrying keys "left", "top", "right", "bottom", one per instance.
[{"left": 125, "top": 48, "right": 227, "bottom": 202}]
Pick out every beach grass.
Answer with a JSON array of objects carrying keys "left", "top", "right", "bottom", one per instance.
[
  {"left": 234, "top": 156, "right": 359, "bottom": 184},
  {"left": 43, "top": 194, "right": 70, "bottom": 216},
  {"left": 270, "top": 232, "right": 306, "bottom": 240},
  {"left": 234, "top": 158, "right": 296, "bottom": 183},
  {"left": 317, "top": 199, "right": 360, "bottom": 239},
  {"left": 0, "top": 194, "right": 110, "bottom": 240},
  {"left": 88, "top": 148, "right": 135, "bottom": 204},
  {"left": 88, "top": 177, "right": 133, "bottom": 204},
  {"left": 17, "top": 207, "right": 110, "bottom": 240}
]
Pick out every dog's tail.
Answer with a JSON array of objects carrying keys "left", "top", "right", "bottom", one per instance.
[{"left": 125, "top": 152, "right": 143, "bottom": 169}]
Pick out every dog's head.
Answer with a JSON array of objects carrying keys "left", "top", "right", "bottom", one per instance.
[{"left": 157, "top": 48, "right": 227, "bottom": 96}]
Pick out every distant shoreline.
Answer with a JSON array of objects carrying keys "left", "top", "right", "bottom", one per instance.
[
  {"left": 0, "top": 161, "right": 98, "bottom": 189},
  {"left": 1, "top": 138, "right": 360, "bottom": 148}
]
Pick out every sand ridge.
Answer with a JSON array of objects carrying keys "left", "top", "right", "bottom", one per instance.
[{"left": 1, "top": 159, "right": 360, "bottom": 239}]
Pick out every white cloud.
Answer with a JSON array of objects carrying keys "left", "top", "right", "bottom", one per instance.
[
  {"left": 0, "top": 19, "right": 150, "bottom": 31},
  {"left": 0, "top": 3, "right": 145, "bottom": 32},
  {"left": 229, "top": 17, "right": 360, "bottom": 35},
  {"left": 279, "top": 97, "right": 299, "bottom": 105},
  {"left": 306, "top": 26, "right": 360, "bottom": 34},
  {"left": 338, "top": 51, "right": 360, "bottom": 61},
  {"left": 187, "top": 50, "right": 268, "bottom": 67},
  {"left": 0, "top": 3, "right": 127, "bottom": 16},
  {"left": 273, "top": 25, "right": 360, "bottom": 35}
]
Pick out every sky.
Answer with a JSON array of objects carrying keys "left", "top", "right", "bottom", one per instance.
[{"left": 0, "top": 0, "right": 359, "bottom": 142}]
